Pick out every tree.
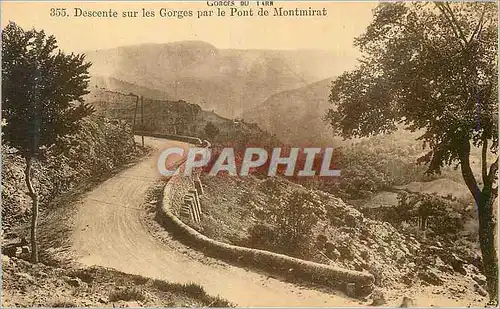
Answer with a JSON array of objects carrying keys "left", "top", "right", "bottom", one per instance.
[
  {"left": 2, "top": 22, "right": 94, "bottom": 263},
  {"left": 325, "top": 2, "right": 498, "bottom": 301},
  {"left": 204, "top": 121, "right": 220, "bottom": 140}
]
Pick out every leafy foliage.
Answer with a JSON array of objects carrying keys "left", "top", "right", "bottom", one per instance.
[
  {"left": 1, "top": 116, "right": 140, "bottom": 229},
  {"left": 247, "top": 183, "right": 325, "bottom": 257},
  {"left": 2, "top": 21, "right": 95, "bottom": 262},
  {"left": 298, "top": 134, "right": 424, "bottom": 200},
  {"left": 393, "top": 192, "right": 465, "bottom": 236},
  {"left": 326, "top": 2, "right": 498, "bottom": 175},
  {"left": 2, "top": 22, "right": 94, "bottom": 157},
  {"left": 334, "top": 136, "right": 422, "bottom": 199},
  {"left": 325, "top": 3, "right": 499, "bottom": 299}
]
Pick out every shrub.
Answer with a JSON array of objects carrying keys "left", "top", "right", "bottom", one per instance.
[
  {"left": 334, "top": 140, "right": 422, "bottom": 199},
  {"left": 151, "top": 280, "right": 233, "bottom": 307},
  {"left": 108, "top": 287, "right": 146, "bottom": 302},
  {"left": 295, "top": 134, "right": 427, "bottom": 200},
  {"left": 246, "top": 223, "right": 277, "bottom": 251},
  {"left": 1, "top": 115, "right": 143, "bottom": 228},
  {"left": 271, "top": 190, "right": 323, "bottom": 256},
  {"left": 245, "top": 188, "right": 325, "bottom": 258},
  {"left": 204, "top": 122, "right": 220, "bottom": 140}
]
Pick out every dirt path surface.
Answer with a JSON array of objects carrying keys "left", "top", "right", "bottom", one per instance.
[{"left": 70, "top": 137, "right": 358, "bottom": 307}]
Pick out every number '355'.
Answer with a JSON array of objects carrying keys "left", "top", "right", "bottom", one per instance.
[{"left": 50, "top": 8, "right": 67, "bottom": 17}]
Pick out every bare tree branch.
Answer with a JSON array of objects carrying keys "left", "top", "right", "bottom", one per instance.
[
  {"left": 435, "top": 3, "right": 467, "bottom": 50},
  {"left": 442, "top": 3, "right": 469, "bottom": 45},
  {"left": 468, "top": 6, "right": 487, "bottom": 46}
]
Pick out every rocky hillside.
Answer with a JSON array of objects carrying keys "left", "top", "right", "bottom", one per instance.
[
  {"left": 85, "top": 41, "right": 347, "bottom": 118},
  {"left": 191, "top": 175, "right": 488, "bottom": 306},
  {"left": 2, "top": 255, "right": 231, "bottom": 307},
  {"left": 85, "top": 87, "right": 280, "bottom": 148}
]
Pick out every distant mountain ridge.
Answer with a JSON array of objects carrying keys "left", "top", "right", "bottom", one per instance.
[
  {"left": 89, "top": 76, "right": 172, "bottom": 101},
  {"left": 85, "top": 41, "right": 351, "bottom": 119}
]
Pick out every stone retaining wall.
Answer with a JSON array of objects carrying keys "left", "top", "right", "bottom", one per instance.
[
  {"left": 158, "top": 172, "right": 375, "bottom": 297},
  {"left": 134, "top": 131, "right": 202, "bottom": 145}
]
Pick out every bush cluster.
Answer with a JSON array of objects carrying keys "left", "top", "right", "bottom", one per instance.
[
  {"left": 1, "top": 115, "right": 143, "bottom": 229},
  {"left": 371, "top": 191, "right": 467, "bottom": 238},
  {"left": 245, "top": 182, "right": 325, "bottom": 258}
]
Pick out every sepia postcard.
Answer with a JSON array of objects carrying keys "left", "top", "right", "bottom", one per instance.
[{"left": 1, "top": 1, "right": 499, "bottom": 307}]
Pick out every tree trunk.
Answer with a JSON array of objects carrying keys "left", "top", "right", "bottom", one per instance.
[
  {"left": 24, "top": 156, "right": 39, "bottom": 263},
  {"left": 460, "top": 142, "right": 498, "bottom": 302},
  {"left": 477, "top": 189, "right": 498, "bottom": 301}
]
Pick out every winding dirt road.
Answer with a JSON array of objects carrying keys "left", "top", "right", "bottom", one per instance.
[{"left": 70, "top": 137, "right": 358, "bottom": 307}]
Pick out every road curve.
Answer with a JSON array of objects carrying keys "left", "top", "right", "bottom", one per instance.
[{"left": 70, "top": 137, "right": 359, "bottom": 307}]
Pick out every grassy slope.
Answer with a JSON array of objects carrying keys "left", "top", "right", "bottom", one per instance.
[{"left": 2, "top": 256, "right": 232, "bottom": 308}]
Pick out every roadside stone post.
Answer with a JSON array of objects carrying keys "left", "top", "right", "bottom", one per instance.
[
  {"left": 188, "top": 189, "right": 202, "bottom": 219},
  {"left": 181, "top": 196, "right": 195, "bottom": 223},
  {"left": 194, "top": 177, "right": 204, "bottom": 196},
  {"left": 184, "top": 193, "right": 200, "bottom": 223}
]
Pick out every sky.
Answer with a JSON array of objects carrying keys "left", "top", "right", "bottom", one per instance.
[{"left": 1, "top": 1, "right": 378, "bottom": 56}]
